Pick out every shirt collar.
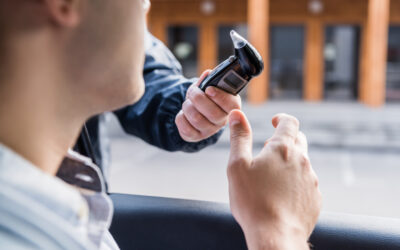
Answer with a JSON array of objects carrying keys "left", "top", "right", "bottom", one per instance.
[
  {"left": 57, "top": 149, "right": 106, "bottom": 193},
  {"left": 0, "top": 143, "right": 108, "bottom": 219},
  {"left": 0, "top": 143, "right": 87, "bottom": 220}
]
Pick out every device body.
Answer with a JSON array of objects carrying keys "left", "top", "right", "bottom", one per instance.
[{"left": 199, "top": 30, "right": 264, "bottom": 95}]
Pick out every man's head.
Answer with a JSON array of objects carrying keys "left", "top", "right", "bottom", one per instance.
[{"left": 0, "top": 0, "right": 146, "bottom": 115}]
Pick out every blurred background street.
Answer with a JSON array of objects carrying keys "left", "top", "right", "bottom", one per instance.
[
  {"left": 107, "top": 0, "right": 400, "bottom": 220},
  {"left": 108, "top": 101, "right": 400, "bottom": 219}
]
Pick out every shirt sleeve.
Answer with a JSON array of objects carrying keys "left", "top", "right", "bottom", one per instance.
[{"left": 113, "top": 31, "right": 223, "bottom": 152}]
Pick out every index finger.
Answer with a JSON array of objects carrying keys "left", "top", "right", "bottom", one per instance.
[
  {"left": 271, "top": 113, "right": 300, "bottom": 143},
  {"left": 195, "top": 69, "right": 212, "bottom": 87},
  {"left": 186, "top": 69, "right": 212, "bottom": 100}
]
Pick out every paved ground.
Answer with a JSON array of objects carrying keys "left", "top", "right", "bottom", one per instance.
[{"left": 107, "top": 101, "right": 400, "bottom": 219}]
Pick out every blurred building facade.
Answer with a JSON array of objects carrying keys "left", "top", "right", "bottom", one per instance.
[{"left": 147, "top": 0, "right": 400, "bottom": 107}]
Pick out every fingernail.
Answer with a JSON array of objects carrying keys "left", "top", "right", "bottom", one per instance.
[
  {"left": 229, "top": 112, "right": 241, "bottom": 126},
  {"left": 206, "top": 87, "right": 216, "bottom": 97},
  {"left": 230, "top": 119, "right": 240, "bottom": 126}
]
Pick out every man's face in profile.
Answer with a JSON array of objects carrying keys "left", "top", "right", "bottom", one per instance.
[{"left": 0, "top": 0, "right": 147, "bottom": 114}]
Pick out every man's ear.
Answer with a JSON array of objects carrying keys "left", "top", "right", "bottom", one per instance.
[{"left": 44, "top": 0, "right": 81, "bottom": 27}]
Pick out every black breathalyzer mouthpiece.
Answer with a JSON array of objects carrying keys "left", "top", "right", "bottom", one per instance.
[{"left": 199, "top": 30, "right": 264, "bottom": 95}]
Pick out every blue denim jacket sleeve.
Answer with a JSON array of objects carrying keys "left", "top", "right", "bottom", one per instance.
[{"left": 113, "top": 32, "right": 223, "bottom": 152}]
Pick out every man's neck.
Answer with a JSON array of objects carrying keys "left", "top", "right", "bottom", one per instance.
[
  {"left": 0, "top": 86, "right": 85, "bottom": 175},
  {"left": 0, "top": 41, "right": 86, "bottom": 175}
]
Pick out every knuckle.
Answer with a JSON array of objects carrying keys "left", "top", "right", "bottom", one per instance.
[
  {"left": 179, "top": 124, "right": 192, "bottom": 138},
  {"left": 177, "top": 120, "right": 196, "bottom": 140},
  {"left": 297, "top": 131, "right": 307, "bottom": 142},
  {"left": 210, "top": 113, "right": 226, "bottom": 125},
  {"left": 181, "top": 130, "right": 199, "bottom": 142},
  {"left": 211, "top": 87, "right": 221, "bottom": 98},
  {"left": 202, "top": 127, "right": 218, "bottom": 138},
  {"left": 189, "top": 89, "right": 203, "bottom": 104},
  {"left": 220, "top": 117, "right": 229, "bottom": 127},
  {"left": 205, "top": 109, "right": 220, "bottom": 122},
  {"left": 267, "top": 140, "right": 280, "bottom": 151},
  {"left": 190, "top": 110, "right": 204, "bottom": 125},
  {"left": 218, "top": 92, "right": 229, "bottom": 104},
  {"left": 279, "top": 142, "right": 290, "bottom": 153},
  {"left": 223, "top": 95, "right": 242, "bottom": 111},
  {"left": 182, "top": 100, "right": 191, "bottom": 112},
  {"left": 175, "top": 112, "right": 181, "bottom": 122},
  {"left": 314, "top": 177, "right": 319, "bottom": 187},
  {"left": 178, "top": 128, "right": 192, "bottom": 141},
  {"left": 183, "top": 136, "right": 198, "bottom": 143},
  {"left": 270, "top": 140, "right": 290, "bottom": 154},
  {"left": 279, "top": 144, "right": 290, "bottom": 161},
  {"left": 312, "top": 171, "right": 319, "bottom": 187},
  {"left": 186, "top": 85, "right": 195, "bottom": 98},
  {"left": 283, "top": 130, "right": 296, "bottom": 140},
  {"left": 300, "top": 154, "right": 311, "bottom": 169},
  {"left": 268, "top": 139, "right": 296, "bottom": 162},
  {"left": 175, "top": 113, "right": 184, "bottom": 127}
]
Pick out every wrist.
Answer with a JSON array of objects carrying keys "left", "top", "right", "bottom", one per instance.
[{"left": 242, "top": 221, "right": 309, "bottom": 250}]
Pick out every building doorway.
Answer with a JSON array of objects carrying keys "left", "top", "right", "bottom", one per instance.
[
  {"left": 167, "top": 26, "right": 199, "bottom": 78},
  {"left": 387, "top": 26, "right": 400, "bottom": 102},
  {"left": 269, "top": 26, "right": 305, "bottom": 100},
  {"left": 324, "top": 26, "right": 360, "bottom": 101}
]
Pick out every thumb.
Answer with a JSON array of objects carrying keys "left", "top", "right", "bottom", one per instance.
[{"left": 228, "top": 109, "right": 253, "bottom": 167}]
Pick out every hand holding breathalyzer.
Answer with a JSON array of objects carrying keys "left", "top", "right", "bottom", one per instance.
[
  {"left": 227, "top": 111, "right": 321, "bottom": 249},
  {"left": 175, "top": 30, "right": 264, "bottom": 142},
  {"left": 175, "top": 70, "right": 242, "bottom": 142}
]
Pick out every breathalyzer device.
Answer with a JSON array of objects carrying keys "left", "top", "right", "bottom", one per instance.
[{"left": 199, "top": 30, "right": 264, "bottom": 95}]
